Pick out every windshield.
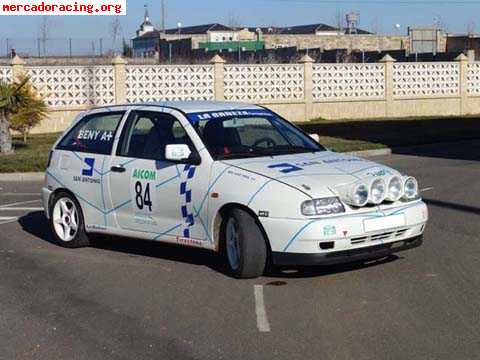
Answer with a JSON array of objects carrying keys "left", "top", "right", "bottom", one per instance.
[{"left": 188, "top": 109, "right": 325, "bottom": 160}]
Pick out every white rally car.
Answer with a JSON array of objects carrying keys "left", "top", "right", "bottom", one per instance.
[{"left": 43, "top": 101, "right": 428, "bottom": 278}]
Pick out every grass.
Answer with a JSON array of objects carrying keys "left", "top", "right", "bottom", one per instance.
[
  {"left": 1, "top": 116, "right": 480, "bottom": 173},
  {"left": 0, "top": 133, "right": 61, "bottom": 173}
]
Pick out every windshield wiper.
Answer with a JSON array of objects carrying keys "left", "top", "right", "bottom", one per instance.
[
  {"left": 218, "top": 152, "right": 262, "bottom": 160},
  {"left": 257, "top": 146, "right": 322, "bottom": 156}
]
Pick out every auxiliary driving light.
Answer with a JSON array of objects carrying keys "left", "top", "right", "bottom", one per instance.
[
  {"left": 369, "top": 178, "right": 387, "bottom": 204},
  {"left": 403, "top": 176, "right": 419, "bottom": 200},
  {"left": 386, "top": 176, "right": 403, "bottom": 202}
]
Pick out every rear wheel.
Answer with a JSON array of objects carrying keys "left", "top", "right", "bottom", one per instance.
[
  {"left": 224, "top": 208, "right": 267, "bottom": 279},
  {"left": 49, "top": 192, "right": 90, "bottom": 248}
]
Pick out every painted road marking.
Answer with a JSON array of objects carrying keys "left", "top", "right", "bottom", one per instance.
[
  {"left": 0, "top": 193, "right": 40, "bottom": 197},
  {"left": 0, "top": 199, "right": 41, "bottom": 208},
  {"left": 254, "top": 285, "right": 271, "bottom": 333},
  {"left": 421, "top": 187, "right": 434, "bottom": 193},
  {"left": 0, "top": 207, "right": 44, "bottom": 212},
  {"left": 0, "top": 216, "right": 19, "bottom": 225}
]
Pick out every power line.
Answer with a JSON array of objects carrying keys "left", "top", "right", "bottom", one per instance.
[{"left": 264, "top": 0, "right": 480, "bottom": 4}]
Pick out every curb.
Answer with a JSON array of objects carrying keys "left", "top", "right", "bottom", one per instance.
[
  {"left": 0, "top": 172, "right": 45, "bottom": 182},
  {"left": 345, "top": 148, "right": 392, "bottom": 157}
]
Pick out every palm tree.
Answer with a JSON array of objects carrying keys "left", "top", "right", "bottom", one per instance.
[
  {"left": 10, "top": 80, "right": 48, "bottom": 144},
  {"left": 0, "top": 77, "right": 34, "bottom": 154}
]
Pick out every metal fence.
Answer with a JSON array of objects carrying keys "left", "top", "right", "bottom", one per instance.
[{"left": 0, "top": 37, "right": 123, "bottom": 58}]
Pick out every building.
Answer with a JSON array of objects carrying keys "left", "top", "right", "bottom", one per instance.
[
  {"left": 131, "top": 8, "right": 446, "bottom": 60},
  {"left": 408, "top": 27, "right": 446, "bottom": 54},
  {"left": 132, "top": 6, "right": 160, "bottom": 57},
  {"left": 446, "top": 34, "right": 479, "bottom": 60}
]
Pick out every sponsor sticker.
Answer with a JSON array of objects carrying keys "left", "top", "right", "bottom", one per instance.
[
  {"left": 176, "top": 236, "right": 203, "bottom": 247},
  {"left": 73, "top": 157, "right": 100, "bottom": 184},
  {"left": 131, "top": 168, "right": 157, "bottom": 214},
  {"left": 187, "top": 109, "right": 273, "bottom": 123},
  {"left": 367, "top": 169, "right": 391, "bottom": 177},
  {"left": 323, "top": 225, "right": 337, "bottom": 237}
]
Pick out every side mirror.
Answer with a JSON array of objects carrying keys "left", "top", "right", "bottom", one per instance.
[
  {"left": 165, "top": 144, "right": 201, "bottom": 165},
  {"left": 309, "top": 133, "right": 320, "bottom": 142}
]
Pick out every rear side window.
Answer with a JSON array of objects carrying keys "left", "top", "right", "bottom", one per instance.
[{"left": 57, "top": 112, "right": 125, "bottom": 155}]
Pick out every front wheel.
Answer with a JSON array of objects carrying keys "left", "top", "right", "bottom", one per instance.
[
  {"left": 49, "top": 192, "right": 90, "bottom": 248},
  {"left": 224, "top": 209, "right": 268, "bottom": 279}
]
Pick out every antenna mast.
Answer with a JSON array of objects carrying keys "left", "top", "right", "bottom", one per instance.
[{"left": 161, "top": 0, "right": 166, "bottom": 33}]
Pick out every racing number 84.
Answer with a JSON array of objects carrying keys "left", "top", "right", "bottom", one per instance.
[{"left": 135, "top": 181, "right": 153, "bottom": 212}]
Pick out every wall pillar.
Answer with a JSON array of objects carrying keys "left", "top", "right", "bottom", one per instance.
[
  {"left": 300, "top": 54, "right": 314, "bottom": 121},
  {"left": 456, "top": 53, "right": 469, "bottom": 116},
  {"left": 210, "top": 55, "right": 226, "bottom": 101},
  {"left": 379, "top": 54, "right": 396, "bottom": 117},
  {"left": 11, "top": 55, "right": 26, "bottom": 82},
  {"left": 112, "top": 55, "right": 127, "bottom": 104}
]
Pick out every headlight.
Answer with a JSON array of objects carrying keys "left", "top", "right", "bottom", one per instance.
[
  {"left": 301, "top": 197, "right": 345, "bottom": 216},
  {"left": 403, "top": 176, "right": 419, "bottom": 200},
  {"left": 369, "top": 178, "right": 386, "bottom": 204},
  {"left": 386, "top": 176, "right": 403, "bottom": 202}
]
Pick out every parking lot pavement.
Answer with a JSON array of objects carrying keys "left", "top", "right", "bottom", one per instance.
[{"left": 1, "top": 141, "right": 480, "bottom": 360}]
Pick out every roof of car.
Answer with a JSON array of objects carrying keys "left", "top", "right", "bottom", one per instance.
[{"left": 94, "top": 101, "right": 265, "bottom": 114}]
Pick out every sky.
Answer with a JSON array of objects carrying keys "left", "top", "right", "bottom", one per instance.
[{"left": 0, "top": 0, "right": 479, "bottom": 54}]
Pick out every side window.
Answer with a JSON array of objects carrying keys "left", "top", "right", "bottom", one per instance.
[
  {"left": 57, "top": 112, "right": 124, "bottom": 155},
  {"left": 118, "top": 111, "right": 194, "bottom": 161}
]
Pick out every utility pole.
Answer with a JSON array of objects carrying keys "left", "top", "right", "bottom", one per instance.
[{"left": 161, "top": 0, "right": 166, "bottom": 33}]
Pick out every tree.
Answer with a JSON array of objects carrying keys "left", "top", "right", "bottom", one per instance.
[
  {"left": 122, "top": 38, "right": 133, "bottom": 58},
  {"left": 0, "top": 77, "right": 46, "bottom": 154},
  {"left": 9, "top": 78, "right": 47, "bottom": 144}
]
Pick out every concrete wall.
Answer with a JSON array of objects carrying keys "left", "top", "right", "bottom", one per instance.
[
  {"left": 1, "top": 54, "right": 478, "bottom": 134},
  {"left": 263, "top": 34, "right": 411, "bottom": 52}
]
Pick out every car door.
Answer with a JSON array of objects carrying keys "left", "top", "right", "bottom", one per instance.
[
  {"left": 108, "top": 109, "right": 210, "bottom": 244},
  {"left": 50, "top": 110, "right": 126, "bottom": 231}
]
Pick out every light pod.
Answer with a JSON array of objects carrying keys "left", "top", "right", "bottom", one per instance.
[
  {"left": 403, "top": 176, "right": 419, "bottom": 200},
  {"left": 335, "top": 182, "right": 369, "bottom": 207},
  {"left": 386, "top": 176, "right": 403, "bottom": 202},
  {"left": 369, "top": 178, "right": 387, "bottom": 205}
]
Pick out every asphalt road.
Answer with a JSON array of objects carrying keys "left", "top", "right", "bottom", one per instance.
[{"left": 1, "top": 140, "right": 480, "bottom": 360}]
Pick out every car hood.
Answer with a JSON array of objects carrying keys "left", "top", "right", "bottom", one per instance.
[{"left": 222, "top": 151, "right": 402, "bottom": 199}]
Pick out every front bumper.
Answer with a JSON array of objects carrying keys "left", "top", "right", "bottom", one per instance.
[{"left": 272, "top": 235, "right": 423, "bottom": 266}]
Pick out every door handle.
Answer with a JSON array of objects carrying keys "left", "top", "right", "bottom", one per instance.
[{"left": 110, "top": 165, "right": 126, "bottom": 173}]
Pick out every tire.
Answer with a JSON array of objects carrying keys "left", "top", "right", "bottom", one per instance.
[
  {"left": 49, "top": 191, "right": 90, "bottom": 248},
  {"left": 223, "top": 208, "right": 268, "bottom": 279}
]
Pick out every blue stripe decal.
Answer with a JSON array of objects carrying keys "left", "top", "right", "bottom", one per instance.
[
  {"left": 46, "top": 171, "right": 105, "bottom": 214},
  {"left": 156, "top": 174, "right": 180, "bottom": 189},
  {"left": 283, "top": 220, "right": 317, "bottom": 252},
  {"left": 193, "top": 205, "right": 212, "bottom": 243},
  {"left": 100, "top": 156, "right": 107, "bottom": 226},
  {"left": 195, "top": 165, "right": 233, "bottom": 217},
  {"left": 247, "top": 179, "right": 273, "bottom": 206},
  {"left": 153, "top": 223, "right": 182, "bottom": 240},
  {"left": 105, "top": 199, "right": 131, "bottom": 215}
]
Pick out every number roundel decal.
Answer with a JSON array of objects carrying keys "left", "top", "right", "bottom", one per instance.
[
  {"left": 131, "top": 168, "right": 157, "bottom": 214},
  {"left": 135, "top": 181, "right": 153, "bottom": 212}
]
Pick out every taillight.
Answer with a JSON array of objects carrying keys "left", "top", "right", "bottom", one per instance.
[{"left": 47, "top": 151, "right": 53, "bottom": 168}]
